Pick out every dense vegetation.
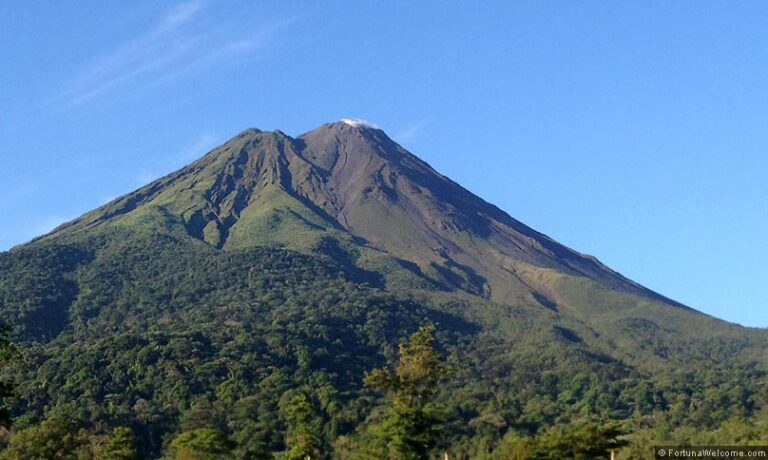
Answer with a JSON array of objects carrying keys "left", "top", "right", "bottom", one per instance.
[{"left": 0, "top": 226, "right": 766, "bottom": 459}]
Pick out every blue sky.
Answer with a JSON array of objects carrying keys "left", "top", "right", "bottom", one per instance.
[{"left": 1, "top": 1, "right": 766, "bottom": 326}]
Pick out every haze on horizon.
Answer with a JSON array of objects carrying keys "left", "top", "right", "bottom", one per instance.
[{"left": 1, "top": 1, "right": 766, "bottom": 326}]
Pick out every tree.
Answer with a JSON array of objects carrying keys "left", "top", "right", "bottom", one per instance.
[
  {"left": 527, "top": 421, "right": 628, "bottom": 460},
  {"left": 98, "top": 427, "right": 138, "bottom": 460},
  {"left": 168, "top": 428, "right": 234, "bottom": 460},
  {"left": 0, "top": 417, "right": 92, "bottom": 460},
  {"left": 358, "top": 325, "right": 454, "bottom": 460},
  {"left": 280, "top": 392, "right": 324, "bottom": 460},
  {"left": 493, "top": 431, "right": 537, "bottom": 460},
  {"left": 0, "top": 323, "right": 19, "bottom": 429}
]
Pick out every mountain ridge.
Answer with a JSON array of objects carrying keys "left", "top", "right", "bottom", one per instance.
[{"left": 40, "top": 120, "right": 688, "bottom": 314}]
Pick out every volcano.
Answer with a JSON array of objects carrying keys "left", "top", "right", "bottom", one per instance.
[
  {"left": 2, "top": 120, "right": 765, "bottom": 457},
  {"left": 45, "top": 120, "right": 682, "bottom": 309}
]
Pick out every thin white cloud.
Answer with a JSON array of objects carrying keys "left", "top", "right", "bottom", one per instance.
[
  {"left": 144, "top": 16, "right": 300, "bottom": 92},
  {"left": 58, "top": 2, "right": 294, "bottom": 110},
  {"left": 174, "top": 133, "right": 220, "bottom": 165},
  {"left": 160, "top": 0, "right": 202, "bottom": 30},
  {"left": 66, "top": 2, "right": 202, "bottom": 94},
  {"left": 130, "top": 133, "right": 220, "bottom": 187},
  {"left": 395, "top": 118, "right": 431, "bottom": 141},
  {"left": 65, "top": 44, "right": 194, "bottom": 107}
]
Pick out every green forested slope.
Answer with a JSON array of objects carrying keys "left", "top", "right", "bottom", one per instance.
[
  {"left": 1, "top": 121, "right": 766, "bottom": 458},
  {"left": 1, "top": 227, "right": 766, "bottom": 458}
]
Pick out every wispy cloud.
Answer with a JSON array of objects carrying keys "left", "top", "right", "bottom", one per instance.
[
  {"left": 174, "top": 133, "right": 220, "bottom": 165},
  {"left": 396, "top": 118, "right": 431, "bottom": 141},
  {"left": 160, "top": 0, "right": 202, "bottom": 30},
  {"left": 131, "top": 133, "right": 221, "bottom": 187},
  {"left": 58, "top": 2, "right": 295, "bottom": 109}
]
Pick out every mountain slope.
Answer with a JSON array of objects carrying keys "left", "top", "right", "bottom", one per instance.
[
  {"left": 28, "top": 119, "right": 766, "bottom": 369},
  {"left": 45, "top": 121, "right": 680, "bottom": 307},
  {"left": 2, "top": 120, "right": 767, "bottom": 457}
]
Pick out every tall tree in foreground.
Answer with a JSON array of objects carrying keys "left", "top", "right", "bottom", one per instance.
[
  {"left": 167, "top": 428, "right": 234, "bottom": 460},
  {"left": 529, "top": 421, "right": 628, "bottom": 459},
  {"left": 99, "top": 427, "right": 139, "bottom": 460},
  {"left": 494, "top": 421, "right": 629, "bottom": 460},
  {"left": 357, "top": 325, "right": 454, "bottom": 460},
  {"left": 279, "top": 392, "right": 325, "bottom": 460}
]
